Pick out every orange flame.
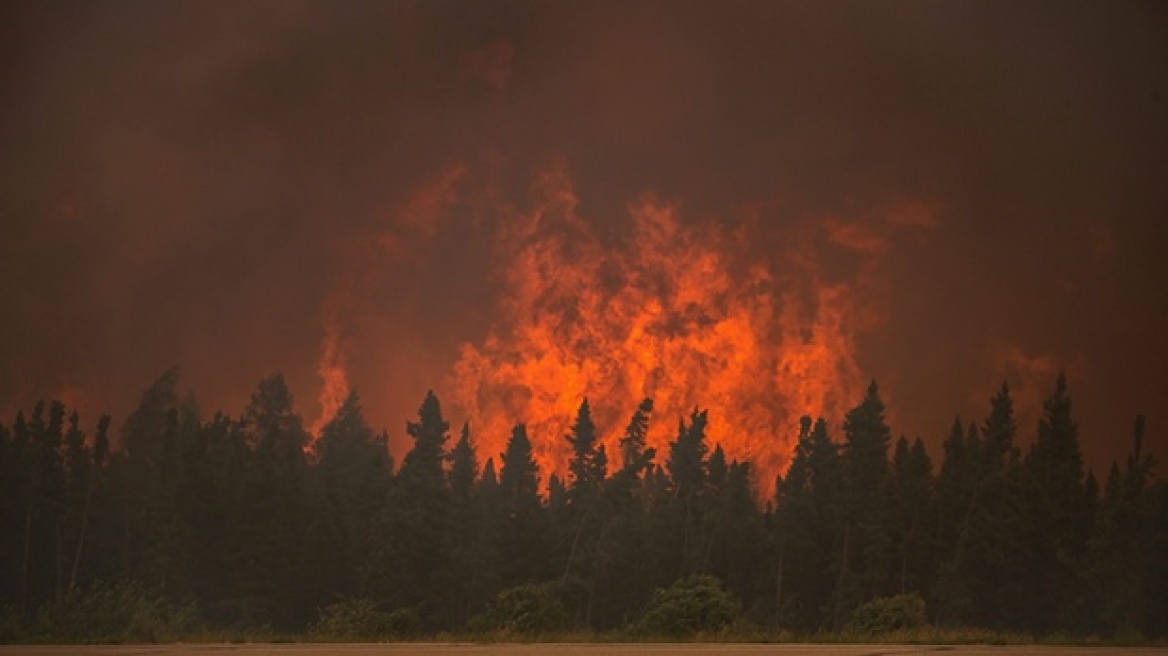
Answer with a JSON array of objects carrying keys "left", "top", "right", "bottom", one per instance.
[
  {"left": 307, "top": 164, "right": 466, "bottom": 447},
  {"left": 451, "top": 164, "right": 919, "bottom": 497},
  {"left": 309, "top": 322, "right": 350, "bottom": 441}
]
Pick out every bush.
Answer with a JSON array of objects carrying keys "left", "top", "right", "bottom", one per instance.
[
  {"left": 35, "top": 580, "right": 197, "bottom": 643},
  {"left": 384, "top": 607, "right": 422, "bottom": 638},
  {"left": 469, "top": 582, "right": 569, "bottom": 634},
  {"left": 633, "top": 574, "right": 739, "bottom": 637},
  {"left": 309, "top": 599, "right": 419, "bottom": 640},
  {"left": 845, "top": 592, "right": 928, "bottom": 635},
  {"left": 1, "top": 605, "right": 25, "bottom": 643}
]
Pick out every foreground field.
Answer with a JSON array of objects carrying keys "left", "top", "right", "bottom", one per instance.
[{"left": 2, "top": 645, "right": 1167, "bottom": 656}]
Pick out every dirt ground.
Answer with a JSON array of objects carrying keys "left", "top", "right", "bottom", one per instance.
[{"left": 1, "top": 644, "right": 1166, "bottom": 656}]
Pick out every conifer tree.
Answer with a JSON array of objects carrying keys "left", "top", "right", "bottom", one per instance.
[
  {"left": 592, "top": 399, "right": 657, "bottom": 628},
  {"left": 619, "top": 398, "right": 655, "bottom": 481},
  {"left": 447, "top": 422, "right": 483, "bottom": 627},
  {"left": 1020, "top": 373, "right": 1091, "bottom": 631},
  {"left": 230, "top": 374, "right": 311, "bottom": 629},
  {"left": 983, "top": 382, "right": 1018, "bottom": 474},
  {"left": 935, "top": 417, "right": 977, "bottom": 624},
  {"left": 969, "top": 382, "right": 1028, "bottom": 629},
  {"left": 309, "top": 390, "right": 390, "bottom": 601},
  {"left": 373, "top": 391, "right": 453, "bottom": 624},
  {"left": 774, "top": 416, "right": 842, "bottom": 631},
  {"left": 667, "top": 408, "right": 710, "bottom": 499},
  {"left": 888, "top": 436, "right": 933, "bottom": 598},
  {"left": 1086, "top": 415, "right": 1160, "bottom": 634},
  {"left": 498, "top": 424, "right": 547, "bottom": 585},
  {"left": 567, "top": 399, "right": 606, "bottom": 499},
  {"left": 449, "top": 422, "right": 477, "bottom": 500},
  {"left": 834, "top": 381, "right": 892, "bottom": 629},
  {"left": 661, "top": 409, "right": 712, "bottom": 578}
]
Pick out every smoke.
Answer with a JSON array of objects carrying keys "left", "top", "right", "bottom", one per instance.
[{"left": 1, "top": 1, "right": 1165, "bottom": 476}]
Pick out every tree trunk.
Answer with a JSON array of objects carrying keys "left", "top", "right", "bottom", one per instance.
[
  {"left": 21, "top": 504, "right": 32, "bottom": 608},
  {"left": 775, "top": 544, "right": 785, "bottom": 629},
  {"left": 831, "top": 521, "right": 851, "bottom": 632},
  {"left": 69, "top": 477, "right": 96, "bottom": 592}
]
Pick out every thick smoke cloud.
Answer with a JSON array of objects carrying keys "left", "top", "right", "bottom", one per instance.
[{"left": 2, "top": 1, "right": 1165, "bottom": 472}]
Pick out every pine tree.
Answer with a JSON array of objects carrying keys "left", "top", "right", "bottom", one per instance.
[
  {"left": 443, "top": 423, "right": 484, "bottom": 627},
  {"left": 982, "top": 382, "right": 1018, "bottom": 474},
  {"left": 934, "top": 417, "right": 978, "bottom": 624},
  {"left": 592, "top": 400, "right": 658, "bottom": 629},
  {"left": 706, "top": 458, "right": 767, "bottom": 612},
  {"left": 774, "top": 416, "right": 843, "bottom": 631},
  {"left": 0, "top": 419, "right": 16, "bottom": 606},
  {"left": 498, "top": 424, "right": 548, "bottom": 586},
  {"left": 662, "top": 409, "right": 712, "bottom": 578},
  {"left": 667, "top": 408, "right": 709, "bottom": 499},
  {"left": 567, "top": 399, "right": 606, "bottom": 499},
  {"left": 64, "top": 413, "right": 110, "bottom": 594},
  {"left": 449, "top": 423, "right": 477, "bottom": 500},
  {"left": 969, "top": 382, "right": 1028, "bottom": 629},
  {"left": 619, "top": 398, "right": 656, "bottom": 480},
  {"left": 113, "top": 370, "right": 202, "bottom": 600},
  {"left": 888, "top": 436, "right": 933, "bottom": 599},
  {"left": 1087, "top": 415, "right": 1160, "bottom": 634},
  {"left": 1020, "top": 373, "right": 1091, "bottom": 631},
  {"left": 834, "top": 381, "right": 892, "bottom": 629},
  {"left": 227, "top": 374, "right": 311, "bottom": 629},
  {"left": 309, "top": 390, "right": 391, "bottom": 602},
  {"left": 379, "top": 391, "right": 452, "bottom": 626}
]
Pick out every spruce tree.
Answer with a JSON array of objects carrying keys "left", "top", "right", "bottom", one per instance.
[
  {"left": 449, "top": 422, "right": 477, "bottom": 501},
  {"left": 230, "top": 374, "right": 311, "bottom": 629},
  {"left": 774, "top": 416, "right": 842, "bottom": 631},
  {"left": 567, "top": 398, "right": 606, "bottom": 499},
  {"left": 447, "top": 422, "right": 483, "bottom": 628},
  {"left": 619, "top": 398, "right": 656, "bottom": 480},
  {"left": 498, "top": 424, "right": 547, "bottom": 585},
  {"left": 888, "top": 436, "right": 933, "bottom": 598},
  {"left": 374, "top": 391, "right": 453, "bottom": 624},
  {"left": 1020, "top": 373, "right": 1091, "bottom": 631},
  {"left": 667, "top": 408, "right": 709, "bottom": 499},
  {"left": 834, "top": 381, "right": 892, "bottom": 629},
  {"left": 309, "top": 390, "right": 390, "bottom": 601}
]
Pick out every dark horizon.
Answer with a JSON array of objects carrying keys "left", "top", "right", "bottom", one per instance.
[{"left": 2, "top": 366, "right": 1165, "bottom": 638}]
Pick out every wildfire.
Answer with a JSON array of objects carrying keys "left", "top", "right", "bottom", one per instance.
[
  {"left": 309, "top": 322, "right": 350, "bottom": 441},
  {"left": 450, "top": 164, "right": 914, "bottom": 497},
  {"left": 307, "top": 160, "right": 930, "bottom": 496},
  {"left": 306, "top": 164, "right": 466, "bottom": 446}
]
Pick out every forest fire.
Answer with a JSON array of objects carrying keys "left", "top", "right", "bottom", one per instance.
[
  {"left": 336, "top": 165, "right": 912, "bottom": 495},
  {"left": 309, "top": 323, "right": 350, "bottom": 440},
  {"left": 5, "top": 2, "right": 1165, "bottom": 640},
  {"left": 303, "top": 161, "right": 929, "bottom": 495}
]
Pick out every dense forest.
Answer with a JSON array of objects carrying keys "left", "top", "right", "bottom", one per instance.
[{"left": 1, "top": 368, "right": 1165, "bottom": 639}]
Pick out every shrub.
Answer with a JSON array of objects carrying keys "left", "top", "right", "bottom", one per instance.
[
  {"left": 469, "top": 582, "right": 569, "bottom": 634},
  {"left": 845, "top": 592, "right": 928, "bottom": 635},
  {"left": 35, "top": 580, "right": 197, "bottom": 643},
  {"left": 0, "top": 605, "right": 25, "bottom": 643},
  {"left": 309, "top": 599, "right": 419, "bottom": 640},
  {"left": 633, "top": 574, "right": 739, "bottom": 637},
  {"left": 384, "top": 607, "right": 421, "bottom": 638}
]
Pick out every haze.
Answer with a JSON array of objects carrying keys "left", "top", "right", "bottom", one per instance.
[{"left": 2, "top": 1, "right": 1166, "bottom": 475}]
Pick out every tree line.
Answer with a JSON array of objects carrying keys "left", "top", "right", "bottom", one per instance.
[{"left": 1, "top": 367, "right": 1165, "bottom": 637}]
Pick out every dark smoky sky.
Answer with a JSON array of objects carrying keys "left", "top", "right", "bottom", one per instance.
[{"left": 2, "top": 1, "right": 1166, "bottom": 473}]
